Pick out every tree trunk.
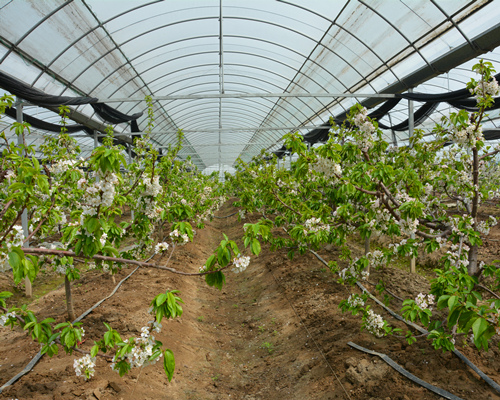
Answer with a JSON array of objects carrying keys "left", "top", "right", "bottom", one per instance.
[
  {"left": 468, "top": 245, "right": 479, "bottom": 276},
  {"left": 365, "top": 236, "right": 371, "bottom": 274},
  {"left": 65, "top": 275, "right": 75, "bottom": 322}
]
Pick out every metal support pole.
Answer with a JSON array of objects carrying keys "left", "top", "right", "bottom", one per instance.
[
  {"left": 218, "top": 0, "right": 224, "bottom": 183},
  {"left": 408, "top": 89, "right": 416, "bottom": 274},
  {"left": 128, "top": 145, "right": 134, "bottom": 220},
  {"left": 16, "top": 99, "right": 32, "bottom": 297}
]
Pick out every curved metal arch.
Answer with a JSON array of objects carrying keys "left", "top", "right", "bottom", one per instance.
[
  {"left": 358, "top": 0, "right": 437, "bottom": 73},
  {"left": 153, "top": 83, "right": 305, "bottom": 130},
  {"left": 87, "top": 28, "right": 361, "bottom": 118},
  {"left": 146, "top": 61, "right": 323, "bottom": 115},
  {"left": 184, "top": 115, "right": 286, "bottom": 138},
  {"left": 173, "top": 107, "right": 271, "bottom": 133},
  {"left": 168, "top": 106, "right": 264, "bottom": 131},
  {"left": 59, "top": 12, "right": 354, "bottom": 115},
  {"left": 102, "top": 57, "right": 319, "bottom": 122},
  {"left": 280, "top": 0, "right": 403, "bottom": 88},
  {"left": 0, "top": 0, "right": 75, "bottom": 66},
  {"left": 429, "top": 0, "right": 477, "bottom": 50},
  {"left": 148, "top": 76, "right": 310, "bottom": 130},
  {"left": 29, "top": 0, "right": 165, "bottom": 86},
  {"left": 162, "top": 101, "right": 292, "bottom": 138},
  {"left": 28, "top": 0, "right": 183, "bottom": 140},
  {"left": 170, "top": 101, "right": 283, "bottom": 130}
]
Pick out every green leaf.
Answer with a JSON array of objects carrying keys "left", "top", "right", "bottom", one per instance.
[
  {"left": 87, "top": 217, "right": 100, "bottom": 233},
  {"left": 91, "top": 344, "right": 99, "bottom": 358},
  {"left": 205, "top": 271, "right": 225, "bottom": 290},
  {"left": 163, "top": 349, "right": 175, "bottom": 381},
  {"left": 472, "top": 317, "right": 488, "bottom": 341},
  {"left": 156, "top": 293, "right": 167, "bottom": 306},
  {"left": 8, "top": 248, "right": 24, "bottom": 285},
  {"left": 251, "top": 238, "right": 261, "bottom": 256},
  {"left": 448, "top": 296, "right": 458, "bottom": 310}
]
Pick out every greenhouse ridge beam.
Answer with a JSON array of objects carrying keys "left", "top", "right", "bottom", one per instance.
[{"left": 98, "top": 93, "right": 396, "bottom": 102}]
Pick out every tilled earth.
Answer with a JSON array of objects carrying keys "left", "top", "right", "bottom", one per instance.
[{"left": 1, "top": 200, "right": 500, "bottom": 399}]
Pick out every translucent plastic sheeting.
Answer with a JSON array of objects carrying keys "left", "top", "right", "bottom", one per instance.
[{"left": 0, "top": 0, "right": 500, "bottom": 172}]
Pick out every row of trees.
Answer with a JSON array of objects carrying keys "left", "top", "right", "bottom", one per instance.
[
  {"left": 1, "top": 60, "right": 500, "bottom": 384},
  {"left": 0, "top": 95, "right": 260, "bottom": 380},
  {"left": 227, "top": 60, "right": 500, "bottom": 352}
]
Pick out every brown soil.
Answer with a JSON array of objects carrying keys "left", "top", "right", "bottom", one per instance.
[{"left": 1, "top": 200, "right": 500, "bottom": 400}]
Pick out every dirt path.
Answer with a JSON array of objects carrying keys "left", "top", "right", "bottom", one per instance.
[{"left": 1, "top": 200, "right": 500, "bottom": 399}]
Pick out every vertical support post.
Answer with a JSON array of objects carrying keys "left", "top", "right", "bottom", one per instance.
[
  {"left": 93, "top": 129, "right": 98, "bottom": 149},
  {"left": 16, "top": 99, "right": 32, "bottom": 297},
  {"left": 408, "top": 89, "right": 416, "bottom": 274},
  {"left": 218, "top": 0, "right": 224, "bottom": 183},
  {"left": 365, "top": 235, "right": 371, "bottom": 274},
  {"left": 128, "top": 145, "right": 134, "bottom": 220}
]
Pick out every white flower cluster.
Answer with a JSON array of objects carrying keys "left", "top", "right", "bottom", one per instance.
[
  {"left": 450, "top": 121, "right": 484, "bottom": 148},
  {"left": 80, "top": 172, "right": 119, "bottom": 216},
  {"left": 477, "top": 216, "right": 497, "bottom": 236},
  {"left": 352, "top": 107, "right": 376, "bottom": 151},
  {"left": 232, "top": 255, "right": 250, "bottom": 273},
  {"left": 445, "top": 242, "right": 470, "bottom": 269},
  {"left": 143, "top": 176, "right": 162, "bottom": 197},
  {"left": 347, "top": 294, "right": 365, "bottom": 308},
  {"left": 152, "top": 321, "right": 162, "bottom": 333},
  {"left": 4, "top": 169, "right": 15, "bottom": 181},
  {"left": 0, "top": 225, "right": 24, "bottom": 265},
  {"left": 154, "top": 242, "right": 169, "bottom": 254},
  {"left": 415, "top": 293, "right": 435, "bottom": 310},
  {"left": 56, "top": 263, "right": 74, "bottom": 275},
  {"left": 470, "top": 77, "right": 500, "bottom": 99},
  {"left": 0, "top": 311, "right": 16, "bottom": 327},
  {"left": 111, "top": 326, "right": 161, "bottom": 371},
  {"left": 73, "top": 354, "right": 96, "bottom": 380},
  {"left": 364, "top": 309, "right": 385, "bottom": 337},
  {"left": 170, "top": 229, "right": 189, "bottom": 244},
  {"left": 239, "top": 209, "right": 246, "bottom": 219},
  {"left": 49, "top": 159, "right": 78, "bottom": 175},
  {"left": 449, "top": 215, "right": 473, "bottom": 236},
  {"left": 366, "top": 199, "right": 392, "bottom": 233},
  {"left": 398, "top": 218, "right": 419, "bottom": 236},
  {"left": 339, "top": 261, "right": 369, "bottom": 282},
  {"left": 366, "top": 250, "right": 386, "bottom": 270},
  {"left": 304, "top": 217, "right": 330, "bottom": 234},
  {"left": 313, "top": 157, "right": 342, "bottom": 180}
]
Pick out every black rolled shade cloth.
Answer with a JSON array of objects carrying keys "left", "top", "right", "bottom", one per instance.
[
  {"left": 0, "top": 71, "right": 143, "bottom": 126},
  {"left": 303, "top": 123, "right": 331, "bottom": 143},
  {"left": 90, "top": 103, "right": 143, "bottom": 124},
  {"left": 4, "top": 106, "right": 93, "bottom": 134},
  {"left": 398, "top": 72, "right": 500, "bottom": 102},
  {"left": 447, "top": 97, "right": 500, "bottom": 112},
  {"left": 377, "top": 101, "right": 439, "bottom": 131},
  {"left": 0, "top": 71, "right": 97, "bottom": 106}
]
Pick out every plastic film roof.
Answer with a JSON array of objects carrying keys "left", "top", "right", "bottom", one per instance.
[{"left": 1, "top": 0, "right": 500, "bottom": 173}]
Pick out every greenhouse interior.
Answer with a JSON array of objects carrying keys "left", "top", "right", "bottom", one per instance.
[{"left": 2, "top": 1, "right": 500, "bottom": 399}]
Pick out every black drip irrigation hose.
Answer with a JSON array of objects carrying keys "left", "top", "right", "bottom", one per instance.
[
  {"left": 0, "top": 253, "right": 155, "bottom": 393},
  {"left": 309, "top": 249, "right": 500, "bottom": 396},
  {"left": 214, "top": 211, "right": 238, "bottom": 219},
  {"left": 348, "top": 342, "right": 464, "bottom": 400}
]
